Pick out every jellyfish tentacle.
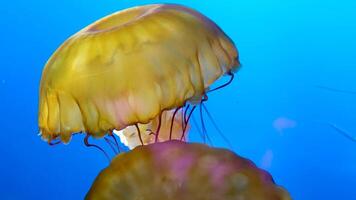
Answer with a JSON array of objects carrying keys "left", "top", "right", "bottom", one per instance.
[
  {"left": 48, "top": 140, "right": 62, "bottom": 146},
  {"left": 84, "top": 135, "right": 110, "bottom": 162},
  {"left": 135, "top": 124, "right": 144, "bottom": 145},
  {"left": 207, "top": 71, "right": 234, "bottom": 93},
  {"left": 328, "top": 123, "right": 356, "bottom": 142},
  {"left": 154, "top": 112, "right": 163, "bottom": 143},
  {"left": 191, "top": 115, "right": 206, "bottom": 143},
  {"left": 185, "top": 106, "right": 196, "bottom": 125},
  {"left": 104, "top": 137, "right": 118, "bottom": 154},
  {"left": 316, "top": 85, "right": 356, "bottom": 95},
  {"left": 199, "top": 103, "right": 207, "bottom": 143},
  {"left": 202, "top": 93, "right": 208, "bottom": 102},
  {"left": 109, "top": 131, "right": 121, "bottom": 153},
  {"left": 183, "top": 104, "right": 191, "bottom": 123},
  {"left": 199, "top": 97, "right": 215, "bottom": 146},
  {"left": 146, "top": 129, "right": 155, "bottom": 135},
  {"left": 181, "top": 105, "right": 186, "bottom": 136},
  {"left": 181, "top": 106, "right": 196, "bottom": 141},
  {"left": 169, "top": 107, "right": 181, "bottom": 140},
  {"left": 202, "top": 103, "right": 233, "bottom": 149},
  {"left": 106, "top": 131, "right": 119, "bottom": 154}
]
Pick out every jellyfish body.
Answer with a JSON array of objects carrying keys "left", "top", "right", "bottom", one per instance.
[
  {"left": 86, "top": 140, "right": 290, "bottom": 200},
  {"left": 38, "top": 4, "right": 240, "bottom": 143}
]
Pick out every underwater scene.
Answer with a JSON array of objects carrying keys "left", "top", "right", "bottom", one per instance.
[{"left": 1, "top": 0, "right": 356, "bottom": 199}]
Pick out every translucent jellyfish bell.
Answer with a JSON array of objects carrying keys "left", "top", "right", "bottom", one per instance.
[
  {"left": 86, "top": 141, "right": 291, "bottom": 200},
  {"left": 38, "top": 4, "right": 239, "bottom": 143}
]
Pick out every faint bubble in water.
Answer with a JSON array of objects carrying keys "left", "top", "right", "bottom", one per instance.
[
  {"left": 273, "top": 117, "right": 297, "bottom": 134},
  {"left": 260, "top": 149, "right": 274, "bottom": 169}
]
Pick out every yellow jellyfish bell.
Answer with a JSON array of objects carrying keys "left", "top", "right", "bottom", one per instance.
[
  {"left": 38, "top": 4, "right": 240, "bottom": 143},
  {"left": 86, "top": 141, "right": 291, "bottom": 200}
]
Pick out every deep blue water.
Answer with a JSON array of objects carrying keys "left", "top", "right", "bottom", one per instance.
[{"left": 1, "top": 0, "right": 356, "bottom": 199}]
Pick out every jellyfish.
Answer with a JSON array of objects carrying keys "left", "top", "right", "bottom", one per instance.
[
  {"left": 38, "top": 4, "right": 292, "bottom": 199},
  {"left": 38, "top": 4, "right": 240, "bottom": 144},
  {"left": 86, "top": 140, "right": 290, "bottom": 200}
]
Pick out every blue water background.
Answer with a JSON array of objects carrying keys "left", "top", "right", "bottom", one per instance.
[{"left": 1, "top": 0, "right": 356, "bottom": 199}]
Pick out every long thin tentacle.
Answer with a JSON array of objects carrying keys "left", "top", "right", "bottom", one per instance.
[
  {"left": 155, "top": 112, "right": 163, "bottom": 143},
  {"left": 104, "top": 137, "right": 118, "bottom": 154},
  {"left": 184, "top": 104, "right": 191, "bottom": 123},
  {"left": 169, "top": 107, "right": 180, "bottom": 140},
  {"left": 181, "top": 105, "right": 186, "bottom": 135},
  {"left": 199, "top": 103, "right": 208, "bottom": 143},
  {"left": 84, "top": 135, "right": 110, "bottom": 162},
  {"left": 135, "top": 124, "right": 144, "bottom": 145},
  {"left": 192, "top": 115, "right": 206, "bottom": 143},
  {"left": 328, "top": 123, "right": 356, "bottom": 142},
  {"left": 181, "top": 106, "right": 196, "bottom": 140},
  {"left": 202, "top": 103, "right": 233, "bottom": 149},
  {"left": 207, "top": 72, "right": 234, "bottom": 93},
  {"left": 109, "top": 133, "right": 121, "bottom": 153},
  {"left": 316, "top": 85, "right": 356, "bottom": 95}
]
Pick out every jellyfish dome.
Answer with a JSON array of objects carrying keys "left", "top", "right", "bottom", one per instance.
[
  {"left": 38, "top": 4, "right": 240, "bottom": 143},
  {"left": 86, "top": 141, "right": 290, "bottom": 200}
]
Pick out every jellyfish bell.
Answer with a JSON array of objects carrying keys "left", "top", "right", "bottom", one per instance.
[
  {"left": 38, "top": 4, "right": 240, "bottom": 144},
  {"left": 86, "top": 141, "right": 291, "bottom": 200}
]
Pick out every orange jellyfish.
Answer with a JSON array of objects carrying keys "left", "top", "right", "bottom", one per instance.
[
  {"left": 38, "top": 4, "right": 291, "bottom": 199},
  {"left": 38, "top": 4, "right": 240, "bottom": 144},
  {"left": 86, "top": 140, "right": 291, "bottom": 200}
]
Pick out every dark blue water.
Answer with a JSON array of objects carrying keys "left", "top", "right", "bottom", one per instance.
[{"left": 1, "top": 0, "right": 355, "bottom": 199}]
